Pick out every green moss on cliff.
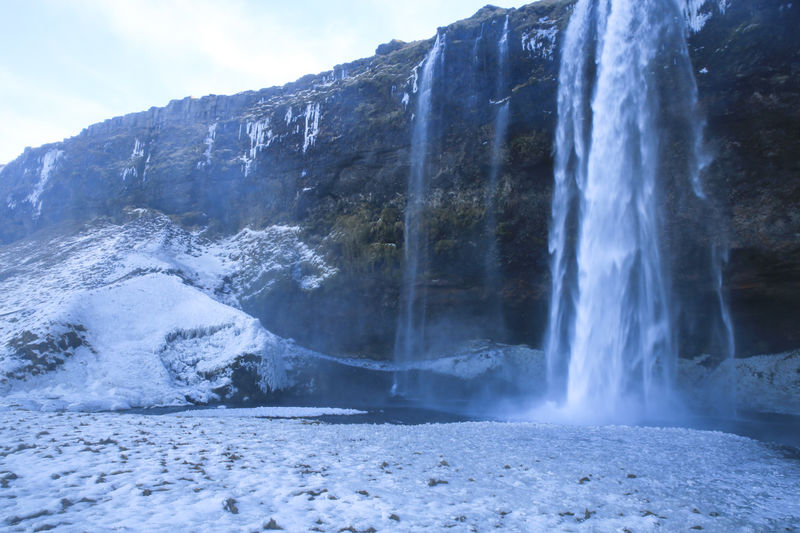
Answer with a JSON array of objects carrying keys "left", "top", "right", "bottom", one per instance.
[
  {"left": 509, "top": 130, "right": 551, "bottom": 167},
  {"left": 328, "top": 205, "right": 403, "bottom": 274}
]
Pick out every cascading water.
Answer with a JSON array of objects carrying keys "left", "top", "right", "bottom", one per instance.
[
  {"left": 545, "top": 0, "right": 728, "bottom": 422},
  {"left": 393, "top": 33, "right": 445, "bottom": 395},
  {"left": 484, "top": 15, "right": 511, "bottom": 335},
  {"left": 710, "top": 244, "right": 737, "bottom": 414}
]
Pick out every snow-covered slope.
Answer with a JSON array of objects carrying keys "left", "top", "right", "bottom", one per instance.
[
  {"left": 0, "top": 210, "right": 336, "bottom": 410},
  {"left": 1, "top": 274, "right": 290, "bottom": 411}
]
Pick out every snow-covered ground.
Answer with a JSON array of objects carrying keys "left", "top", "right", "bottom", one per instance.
[
  {"left": 1, "top": 409, "right": 798, "bottom": 532},
  {"left": 164, "top": 406, "right": 367, "bottom": 418}
]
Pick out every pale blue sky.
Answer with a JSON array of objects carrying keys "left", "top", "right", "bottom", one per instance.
[{"left": 0, "top": 0, "right": 530, "bottom": 163}]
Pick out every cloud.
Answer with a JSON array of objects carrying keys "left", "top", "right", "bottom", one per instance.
[
  {"left": 0, "top": 0, "right": 533, "bottom": 162},
  {"left": 85, "top": 0, "right": 361, "bottom": 95},
  {"left": 0, "top": 68, "right": 116, "bottom": 163}
]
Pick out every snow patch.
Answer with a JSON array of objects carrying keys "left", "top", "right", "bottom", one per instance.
[
  {"left": 302, "top": 102, "right": 321, "bottom": 153},
  {"left": 121, "top": 138, "right": 146, "bottom": 182},
  {"left": 25, "top": 149, "right": 63, "bottom": 217},
  {"left": 679, "top": 350, "right": 800, "bottom": 415},
  {"left": 683, "top": 0, "right": 730, "bottom": 33},
  {"left": 1, "top": 274, "right": 288, "bottom": 411},
  {"left": 196, "top": 224, "right": 338, "bottom": 295},
  {"left": 521, "top": 25, "right": 558, "bottom": 60},
  {"left": 401, "top": 92, "right": 410, "bottom": 109},
  {"left": 736, "top": 351, "right": 800, "bottom": 414},
  {"left": 197, "top": 122, "right": 217, "bottom": 169},
  {"left": 0, "top": 211, "right": 336, "bottom": 409},
  {"left": 280, "top": 340, "right": 545, "bottom": 402},
  {"left": 240, "top": 118, "right": 275, "bottom": 176}
]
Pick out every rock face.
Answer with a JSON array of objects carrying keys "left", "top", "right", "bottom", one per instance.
[{"left": 0, "top": 0, "right": 797, "bottom": 361}]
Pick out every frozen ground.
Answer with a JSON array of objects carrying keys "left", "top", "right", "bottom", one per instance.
[
  {"left": 1, "top": 409, "right": 798, "bottom": 532},
  {"left": 163, "top": 406, "right": 367, "bottom": 418}
]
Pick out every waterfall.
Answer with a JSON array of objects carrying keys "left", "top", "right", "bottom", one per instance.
[
  {"left": 545, "top": 0, "right": 721, "bottom": 422},
  {"left": 393, "top": 33, "right": 445, "bottom": 394},
  {"left": 484, "top": 15, "right": 511, "bottom": 336}
]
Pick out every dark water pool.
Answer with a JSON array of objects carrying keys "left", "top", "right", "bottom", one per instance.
[
  {"left": 319, "top": 408, "right": 800, "bottom": 449},
  {"left": 667, "top": 411, "right": 800, "bottom": 449},
  {"left": 122, "top": 403, "right": 800, "bottom": 449}
]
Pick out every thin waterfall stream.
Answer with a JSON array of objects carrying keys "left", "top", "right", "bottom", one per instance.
[
  {"left": 393, "top": 33, "right": 445, "bottom": 396},
  {"left": 484, "top": 15, "right": 511, "bottom": 335}
]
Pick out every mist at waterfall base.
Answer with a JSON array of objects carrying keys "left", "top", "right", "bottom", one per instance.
[
  {"left": 389, "top": 17, "right": 526, "bottom": 409},
  {"left": 368, "top": 1, "right": 740, "bottom": 429},
  {"left": 534, "top": 0, "right": 736, "bottom": 425}
]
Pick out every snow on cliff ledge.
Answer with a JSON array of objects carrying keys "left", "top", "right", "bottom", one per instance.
[{"left": 0, "top": 210, "right": 336, "bottom": 411}]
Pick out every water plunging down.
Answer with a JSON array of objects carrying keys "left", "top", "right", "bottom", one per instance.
[
  {"left": 545, "top": 0, "right": 728, "bottom": 422},
  {"left": 484, "top": 15, "right": 511, "bottom": 335},
  {"left": 393, "top": 33, "right": 445, "bottom": 394}
]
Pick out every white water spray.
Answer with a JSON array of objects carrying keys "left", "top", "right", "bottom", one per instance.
[{"left": 545, "top": 0, "right": 718, "bottom": 422}]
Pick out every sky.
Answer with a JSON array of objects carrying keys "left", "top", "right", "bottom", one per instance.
[{"left": 0, "top": 0, "right": 532, "bottom": 164}]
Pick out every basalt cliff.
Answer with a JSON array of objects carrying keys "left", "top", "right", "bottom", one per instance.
[{"left": 0, "top": 1, "right": 797, "bottom": 408}]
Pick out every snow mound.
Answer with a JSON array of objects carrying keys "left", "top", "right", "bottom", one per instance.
[
  {"left": 1, "top": 274, "right": 288, "bottom": 411},
  {"left": 737, "top": 351, "right": 800, "bottom": 414},
  {"left": 0, "top": 210, "right": 335, "bottom": 410},
  {"left": 679, "top": 350, "right": 800, "bottom": 416}
]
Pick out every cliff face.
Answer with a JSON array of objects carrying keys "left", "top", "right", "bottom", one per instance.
[
  {"left": 688, "top": 0, "right": 800, "bottom": 355},
  {"left": 0, "top": 0, "right": 797, "bottom": 359}
]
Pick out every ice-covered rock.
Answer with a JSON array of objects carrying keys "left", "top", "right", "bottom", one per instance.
[
  {"left": 679, "top": 350, "right": 800, "bottom": 415},
  {"left": 1, "top": 274, "right": 287, "bottom": 411},
  {"left": 0, "top": 209, "right": 336, "bottom": 410}
]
